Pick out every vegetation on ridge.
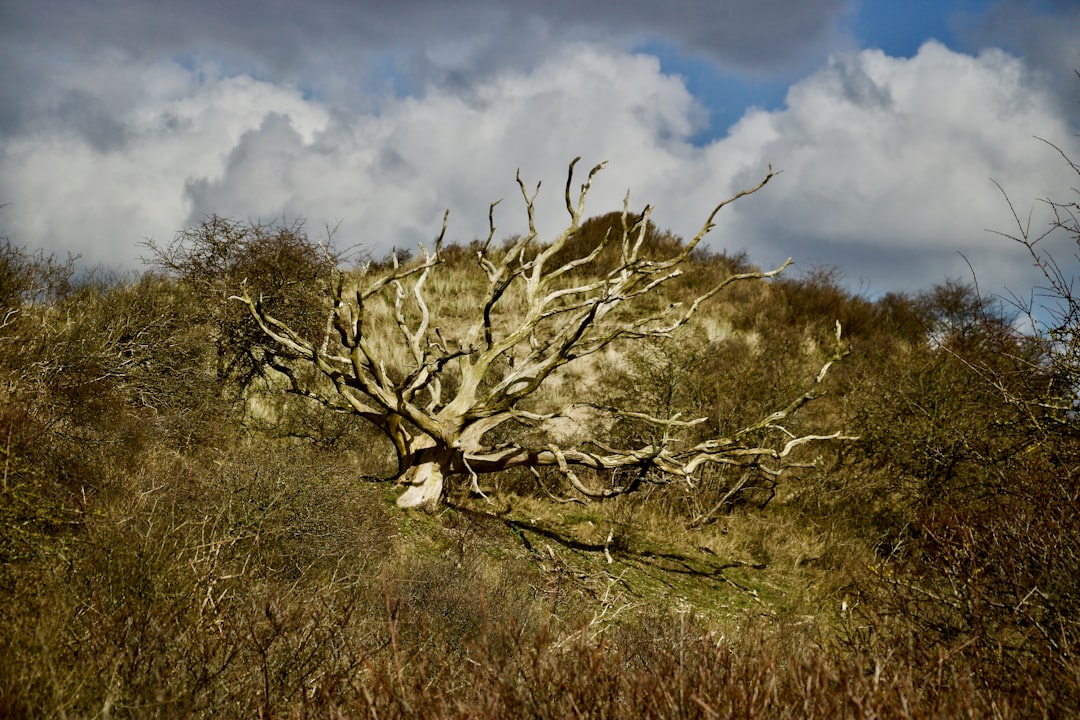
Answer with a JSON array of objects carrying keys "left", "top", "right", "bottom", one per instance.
[{"left": 0, "top": 142, "right": 1077, "bottom": 716}]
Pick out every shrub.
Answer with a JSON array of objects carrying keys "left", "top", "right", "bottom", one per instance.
[{"left": 143, "top": 215, "right": 340, "bottom": 389}]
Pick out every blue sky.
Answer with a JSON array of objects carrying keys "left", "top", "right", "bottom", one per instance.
[
  {"left": 647, "top": 0, "right": 1011, "bottom": 142},
  {"left": 634, "top": 39, "right": 795, "bottom": 142},
  {"left": 853, "top": 0, "right": 980, "bottom": 56},
  {"left": 0, "top": 0, "right": 1078, "bottom": 298}
]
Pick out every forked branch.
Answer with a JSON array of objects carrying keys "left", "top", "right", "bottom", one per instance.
[{"left": 234, "top": 160, "right": 850, "bottom": 508}]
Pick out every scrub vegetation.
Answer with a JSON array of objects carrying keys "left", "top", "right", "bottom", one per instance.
[{"left": 1, "top": 145, "right": 1078, "bottom": 717}]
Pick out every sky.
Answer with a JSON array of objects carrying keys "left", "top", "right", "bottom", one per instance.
[{"left": 1, "top": 0, "right": 1079, "bottom": 300}]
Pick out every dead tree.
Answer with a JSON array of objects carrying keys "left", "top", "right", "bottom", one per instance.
[{"left": 236, "top": 159, "right": 850, "bottom": 509}]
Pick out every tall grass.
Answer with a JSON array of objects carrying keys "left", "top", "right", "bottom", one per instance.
[{"left": 1, "top": 231, "right": 1077, "bottom": 717}]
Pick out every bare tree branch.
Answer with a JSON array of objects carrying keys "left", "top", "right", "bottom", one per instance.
[{"left": 234, "top": 160, "right": 850, "bottom": 509}]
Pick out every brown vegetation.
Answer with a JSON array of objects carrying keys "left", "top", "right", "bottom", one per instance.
[
  {"left": 232, "top": 161, "right": 850, "bottom": 510},
  {"left": 1, "top": 145, "right": 1078, "bottom": 716}
]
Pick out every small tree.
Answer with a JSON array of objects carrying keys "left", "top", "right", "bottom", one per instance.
[
  {"left": 992, "top": 138, "right": 1080, "bottom": 426},
  {"left": 237, "top": 160, "right": 850, "bottom": 509},
  {"left": 853, "top": 124, "right": 1080, "bottom": 706},
  {"left": 144, "top": 216, "right": 340, "bottom": 389}
]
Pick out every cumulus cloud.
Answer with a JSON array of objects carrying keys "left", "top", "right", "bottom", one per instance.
[
  {"left": 700, "top": 41, "right": 1079, "bottom": 293},
  {"left": 183, "top": 44, "right": 707, "bottom": 255},
  {"left": 0, "top": 27, "right": 1076, "bottom": 301},
  {"left": 960, "top": 0, "right": 1080, "bottom": 110},
  {"left": 0, "top": 61, "right": 330, "bottom": 265},
  {"left": 0, "top": 43, "right": 704, "bottom": 268}
]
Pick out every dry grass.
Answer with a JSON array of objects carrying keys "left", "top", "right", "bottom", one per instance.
[{"left": 2, "top": 231, "right": 1077, "bottom": 717}]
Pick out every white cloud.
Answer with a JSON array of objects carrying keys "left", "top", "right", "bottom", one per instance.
[
  {"left": 166, "top": 44, "right": 708, "bottom": 259},
  {"left": 0, "top": 38, "right": 1076, "bottom": 302},
  {"left": 0, "top": 60, "right": 330, "bottom": 266},
  {"left": 694, "top": 41, "right": 1080, "bottom": 293}
]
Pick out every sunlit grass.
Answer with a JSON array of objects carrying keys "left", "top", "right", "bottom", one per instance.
[{"left": 1, "top": 221, "right": 1077, "bottom": 716}]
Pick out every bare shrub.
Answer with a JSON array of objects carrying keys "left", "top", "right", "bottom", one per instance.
[
  {"left": 0, "top": 441, "right": 401, "bottom": 716},
  {"left": 846, "top": 134, "right": 1080, "bottom": 714},
  {"left": 143, "top": 215, "right": 341, "bottom": 389}
]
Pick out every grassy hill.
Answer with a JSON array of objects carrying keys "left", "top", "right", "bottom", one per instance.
[{"left": 0, "top": 215, "right": 1077, "bottom": 717}]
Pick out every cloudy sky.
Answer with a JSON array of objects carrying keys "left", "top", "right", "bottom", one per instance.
[{"left": 1, "top": 1, "right": 1078, "bottom": 298}]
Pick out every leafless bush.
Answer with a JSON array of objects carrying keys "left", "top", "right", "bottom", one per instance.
[
  {"left": 845, "top": 133, "right": 1080, "bottom": 714},
  {"left": 143, "top": 215, "right": 341, "bottom": 389}
]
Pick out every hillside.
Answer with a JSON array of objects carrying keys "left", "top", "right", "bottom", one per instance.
[{"left": 0, "top": 206, "right": 1078, "bottom": 717}]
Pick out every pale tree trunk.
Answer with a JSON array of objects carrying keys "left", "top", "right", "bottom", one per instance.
[
  {"left": 396, "top": 460, "right": 447, "bottom": 510},
  {"left": 395, "top": 445, "right": 459, "bottom": 510}
]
